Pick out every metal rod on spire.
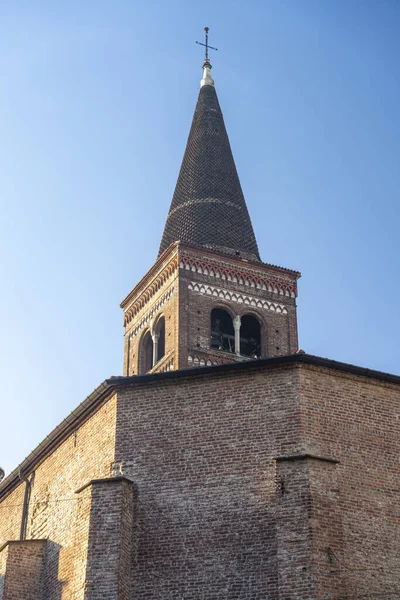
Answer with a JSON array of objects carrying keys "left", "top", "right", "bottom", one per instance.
[{"left": 196, "top": 27, "right": 218, "bottom": 64}]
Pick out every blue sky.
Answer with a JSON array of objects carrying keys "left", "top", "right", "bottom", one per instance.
[{"left": 1, "top": 1, "right": 399, "bottom": 475}]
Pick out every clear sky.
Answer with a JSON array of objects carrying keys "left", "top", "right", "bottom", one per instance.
[{"left": 1, "top": 1, "right": 399, "bottom": 476}]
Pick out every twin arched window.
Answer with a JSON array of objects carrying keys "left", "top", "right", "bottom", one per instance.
[
  {"left": 139, "top": 315, "right": 166, "bottom": 374},
  {"left": 210, "top": 308, "right": 261, "bottom": 357}
]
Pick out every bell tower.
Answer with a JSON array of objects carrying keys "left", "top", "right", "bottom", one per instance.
[{"left": 121, "top": 31, "right": 300, "bottom": 375}]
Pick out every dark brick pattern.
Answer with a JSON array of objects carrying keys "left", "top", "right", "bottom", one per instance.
[{"left": 159, "top": 85, "right": 260, "bottom": 261}]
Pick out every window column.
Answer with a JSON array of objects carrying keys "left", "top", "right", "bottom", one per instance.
[
  {"left": 152, "top": 333, "right": 159, "bottom": 367},
  {"left": 233, "top": 315, "right": 241, "bottom": 356}
]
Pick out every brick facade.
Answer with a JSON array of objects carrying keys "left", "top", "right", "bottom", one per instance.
[
  {"left": 0, "top": 540, "right": 46, "bottom": 600},
  {"left": 1, "top": 355, "right": 399, "bottom": 599}
]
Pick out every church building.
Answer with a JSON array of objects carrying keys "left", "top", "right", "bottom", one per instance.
[{"left": 1, "top": 32, "right": 400, "bottom": 600}]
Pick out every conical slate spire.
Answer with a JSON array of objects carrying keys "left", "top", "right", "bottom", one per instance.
[{"left": 158, "top": 64, "right": 260, "bottom": 261}]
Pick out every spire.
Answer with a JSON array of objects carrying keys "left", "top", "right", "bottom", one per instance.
[{"left": 158, "top": 30, "right": 260, "bottom": 261}]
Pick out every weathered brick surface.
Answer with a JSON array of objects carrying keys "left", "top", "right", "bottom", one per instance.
[
  {"left": 0, "top": 392, "right": 118, "bottom": 599},
  {"left": 299, "top": 364, "right": 400, "bottom": 599},
  {"left": 113, "top": 365, "right": 302, "bottom": 599},
  {"left": 81, "top": 478, "right": 137, "bottom": 600},
  {"left": 111, "top": 361, "right": 400, "bottom": 599},
  {"left": 1, "top": 359, "right": 399, "bottom": 599},
  {"left": 0, "top": 539, "right": 46, "bottom": 599}
]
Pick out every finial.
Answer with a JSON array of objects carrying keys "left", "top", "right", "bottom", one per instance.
[{"left": 196, "top": 27, "right": 218, "bottom": 88}]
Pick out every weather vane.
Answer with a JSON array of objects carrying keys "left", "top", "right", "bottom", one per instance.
[{"left": 196, "top": 27, "right": 218, "bottom": 63}]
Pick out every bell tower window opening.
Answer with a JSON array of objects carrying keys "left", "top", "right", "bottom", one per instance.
[
  {"left": 155, "top": 316, "right": 166, "bottom": 363},
  {"left": 240, "top": 314, "right": 261, "bottom": 358},
  {"left": 140, "top": 331, "right": 154, "bottom": 374},
  {"left": 210, "top": 308, "right": 235, "bottom": 353}
]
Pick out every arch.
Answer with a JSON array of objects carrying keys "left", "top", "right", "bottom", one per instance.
[
  {"left": 240, "top": 314, "right": 261, "bottom": 358},
  {"left": 139, "top": 330, "right": 153, "bottom": 374},
  {"left": 210, "top": 307, "right": 235, "bottom": 353},
  {"left": 154, "top": 315, "right": 166, "bottom": 363}
]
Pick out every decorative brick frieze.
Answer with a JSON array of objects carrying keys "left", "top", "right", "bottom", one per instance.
[
  {"left": 123, "top": 256, "right": 178, "bottom": 326},
  {"left": 180, "top": 253, "right": 297, "bottom": 297},
  {"left": 122, "top": 242, "right": 299, "bottom": 375},
  {"left": 127, "top": 285, "right": 175, "bottom": 337},
  {"left": 188, "top": 281, "right": 288, "bottom": 314}
]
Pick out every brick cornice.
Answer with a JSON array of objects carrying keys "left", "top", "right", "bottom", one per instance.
[
  {"left": 120, "top": 244, "right": 178, "bottom": 311},
  {"left": 177, "top": 241, "right": 301, "bottom": 278},
  {"left": 75, "top": 476, "right": 134, "bottom": 495},
  {"left": 0, "top": 539, "right": 47, "bottom": 554},
  {"left": 179, "top": 251, "right": 298, "bottom": 298},
  {"left": 123, "top": 256, "right": 179, "bottom": 326}
]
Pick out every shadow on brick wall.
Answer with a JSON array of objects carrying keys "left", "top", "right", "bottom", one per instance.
[{"left": 41, "top": 541, "right": 66, "bottom": 599}]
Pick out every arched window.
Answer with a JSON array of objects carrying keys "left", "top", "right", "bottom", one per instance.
[
  {"left": 155, "top": 316, "right": 165, "bottom": 363},
  {"left": 240, "top": 314, "right": 261, "bottom": 358},
  {"left": 210, "top": 308, "right": 234, "bottom": 353},
  {"left": 140, "top": 330, "right": 153, "bottom": 374}
]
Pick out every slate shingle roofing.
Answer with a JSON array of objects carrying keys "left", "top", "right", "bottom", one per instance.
[{"left": 158, "top": 83, "right": 260, "bottom": 261}]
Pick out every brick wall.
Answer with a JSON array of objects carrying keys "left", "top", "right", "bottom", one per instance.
[
  {"left": 77, "top": 477, "right": 137, "bottom": 600},
  {"left": 1, "top": 357, "right": 399, "bottom": 599},
  {"left": 0, "top": 391, "right": 118, "bottom": 599},
  {"left": 299, "top": 364, "right": 400, "bottom": 599},
  {"left": 0, "top": 540, "right": 46, "bottom": 600},
  {"left": 113, "top": 365, "right": 302, "bottom": 599},
  {"left": 111, "top": 360, "right": 400, "bottom": 599}
]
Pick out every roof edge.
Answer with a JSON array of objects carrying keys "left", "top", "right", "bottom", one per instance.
[
  {"left": 0, "top": 380, "right": 119, "bottom": 500},
  {"left": 106, "top": 353, "right": 400, "bottom": 388},
  {"left": 2, "top": 353, "right": 399, "bottom": 500},
  {"left": 178, "top": 241, "right": 301, "bottom": 278},
  {"left": 120, "top": 243, "right": 179, "bottom": 309}
]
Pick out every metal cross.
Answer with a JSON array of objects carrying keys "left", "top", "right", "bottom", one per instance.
[{"left": 196, "top": 27, "right": 218, "bottom": 61}]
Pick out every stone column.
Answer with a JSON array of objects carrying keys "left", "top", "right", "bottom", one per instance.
[
  {"left": 233, "top": 315, "right": 241, "bottom": 356},
  {"left": 152, "top": 333, "right": 159, "bottom": 367}
]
